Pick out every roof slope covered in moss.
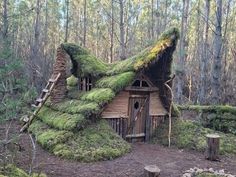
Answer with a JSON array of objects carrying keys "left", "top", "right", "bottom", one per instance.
[
  {"left": 29, "top": 28, "right": 179, "bottom": 162},
  {"left": 63, "top": 27, "right": 179, "bottom": 79}
]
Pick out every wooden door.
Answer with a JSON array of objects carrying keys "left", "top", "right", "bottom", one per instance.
[{"left": 127, "top": 95, "right": 149, "bottom": 141}]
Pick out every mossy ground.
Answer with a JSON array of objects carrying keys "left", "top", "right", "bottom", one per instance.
[
  {"left": 152, "top": 118, "right": 236, "bottom": 155},
  {"left": 0, "top": 164, "right": 46, "bottom": 177},
  {"left": 29, "top": 119, "right": 131, "bottom": 162}
]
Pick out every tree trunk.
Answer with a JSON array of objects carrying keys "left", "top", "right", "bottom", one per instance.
[
  {"left": 110, "top": 0, "right": 114, "bottom": 63},
  {"left": 176, "top": 0, "right": 189, "bottom": 104},
  {"left": 83, "top": 0, "right": 87, "bottom": 47},
  {"left": 212, "top": 0, "right": 223, "bottom": 104},
  {"left": 2, "top": 0, "right": 8, "bottom": 41},
  {"left": 119, "top": 0, "right": 126, "bottom": 60},
  {"left": 64, "top": 0, "right": 70, "bottom": 43},
  {"left": 31, "top": 0, "right": 41, "bottom": 91},
  {"left": 151, "top": 0, "right": 154, "bottom": 39},
  {"left": 199, "top": 0, "right": 210, "bottom": 104}
]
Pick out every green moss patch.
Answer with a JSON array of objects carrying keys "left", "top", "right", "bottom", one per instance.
[
  {"left": 96, "top": 72, "right": 135, "bottom": 93},
  {"left": 152, "top": 118, "right": 236, "bottom": 154},
  {"left": 46, "top": 99, "right": 100, "bottom": 116},
  {"left": 29, "top": 119, "right": 131, "bottom": 162},
  {"left": 37, "top": 107, "right": 88, "bottom": 130},
  {"left": 81, "top": 88, "right": 115, "bottom": 105},
  {"left": 0, "top": 164, "right": 46, "bottom": 177},
  {"left": 66, "top": 75, "right": 78, "bottom": 87}
]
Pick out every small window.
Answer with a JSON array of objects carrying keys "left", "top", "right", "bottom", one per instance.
[
  {"left": 132, "top": 79, "right": 150, "bottom": 88},
  {"left": 79, "top": 77, "right": 92, "bottom": 91},
  {"left": 142, "top": 81, "right": 149, "bottom": 87},
  {"left": 132, "top": 80, "right": 141, "bottom": 87},
  {"left": 134, "top": 101, "right": 139, "bottom": 109}
]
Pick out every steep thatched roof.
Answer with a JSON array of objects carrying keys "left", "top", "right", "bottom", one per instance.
[{"left": 28, "top": 28, "right": 179, "bottom": 162}]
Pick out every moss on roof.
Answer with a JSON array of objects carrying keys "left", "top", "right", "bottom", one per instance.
[
  {"left": 29, "top": 28, "right": 179, "bottom": 162},
  {"left": 62, "top": 27, "right": 179, "bottom": 77},
  {"left": 96, "top": 72, "right": 136, "bottom": 93}
]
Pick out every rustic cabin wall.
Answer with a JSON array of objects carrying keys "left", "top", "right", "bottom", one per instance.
[
  {"left": 150, "top": 115, "right": 165, "bottom": 136},
  {"left": 101, "top": 91, "right": 129, "bottom": 118},
  {"left": 149, "top": 91, "right": 167, "bottom": 116}
]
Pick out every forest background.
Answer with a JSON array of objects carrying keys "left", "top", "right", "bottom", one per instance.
[{"left": 0, "top": 0, "right": 235, "bottom": 121}]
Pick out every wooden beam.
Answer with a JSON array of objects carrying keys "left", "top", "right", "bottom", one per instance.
[{"left": 126, "top": 133, "right": 145, "bottom": 138}]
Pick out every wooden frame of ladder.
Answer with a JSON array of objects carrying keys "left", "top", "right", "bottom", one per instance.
[{"left": 20, "top": 73, "right": 61, "bottom": 132}]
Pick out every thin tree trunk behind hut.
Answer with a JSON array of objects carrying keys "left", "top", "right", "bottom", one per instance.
[{"left": 212, "top": 0, "right": 223, "bottom": 104}]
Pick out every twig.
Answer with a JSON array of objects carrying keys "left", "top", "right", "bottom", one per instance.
[
  {"left": 164, "top": 75, "right": 175, "bottom": 147},
  {"left": 28, "top": 134, "right": 36, "bottom": 175}
]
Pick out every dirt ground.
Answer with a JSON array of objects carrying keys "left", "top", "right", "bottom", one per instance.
[{"left": 1, "top": 120, "right": 236, "bottom": 177}]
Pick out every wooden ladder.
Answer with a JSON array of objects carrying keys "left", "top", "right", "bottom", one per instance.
[{"left": 20, "top": 73, "right": 61, "bottom": 132}]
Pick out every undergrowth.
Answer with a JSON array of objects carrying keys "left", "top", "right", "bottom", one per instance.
[
  {"left": 178, "top": 105, "right": 236, "bottom": 135},
  {"left": 152, "top": 118, "right": 236, "bottom": 155},
  {"left": 0, "top": 164, "right": 46, "bottom": 177}
]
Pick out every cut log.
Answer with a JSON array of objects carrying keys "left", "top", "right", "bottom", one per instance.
[
  {"left": 144, "top": 165, "right": 160, "bottom": 177},
  {"left": 205, "top": 134, "right": 220, "bottom": 161}
]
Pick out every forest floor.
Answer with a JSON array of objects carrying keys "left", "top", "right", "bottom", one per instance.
[{"left": 0, "top": 120, "right": 236, "bottom": 177}]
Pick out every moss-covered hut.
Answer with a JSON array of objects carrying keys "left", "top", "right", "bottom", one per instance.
[{"left": 29, "top": 28, "right": 179, "bottom": 161}]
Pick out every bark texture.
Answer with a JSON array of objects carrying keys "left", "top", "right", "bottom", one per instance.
[
  {"left": 212, "top": 0, "right": 223, "bottom": 104},
  {"left": 51, "top": 46, "right": 68, "bottom": 103}
]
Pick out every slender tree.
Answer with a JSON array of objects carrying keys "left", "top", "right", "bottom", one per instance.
[
  {"left": 64, "top": 0, "right": 70, "bottom": 43},
  {"left": 212, "top": 0, "right": 223, "bottom": 104},
  {"left": 119, "top": 0, "right": 126, "bottom": 60},
  {"left": 110, "top": 0, "right": 114, "bottom": 63},
  {"left": 199, "top": 0, "right": 210, "bottom": 104},
  {"left": 83, "top": 0, "right": 87, "bottom": 47},
  {"left": 176, "top": 0, "right": 189, "bottom": 103}
]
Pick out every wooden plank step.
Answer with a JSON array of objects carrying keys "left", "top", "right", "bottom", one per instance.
[
  {"left": 31, "top": 104, "right": 39, "bottom": 108},
  {"left": 42, "top": 89, "right": 49, "bottom": 93},
  {"left": 36, "top": 98, "right": 43, "bottom": 103},
  {"left": 49, "top": 78, "right": 56, "bottom": 83},
  {"left": 126, "top": 133, "right": 145, "bottom": 138}
]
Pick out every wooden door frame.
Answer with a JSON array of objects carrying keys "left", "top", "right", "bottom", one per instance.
[{"left": 127, "top": 92, "right": 150, "bottom": 141}]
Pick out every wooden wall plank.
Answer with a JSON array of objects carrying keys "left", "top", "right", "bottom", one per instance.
[
  {"left": 102, "top": 91, "right": 129, "bottom": 118},
  {"left": 149, "top": 91, "right": 167, "bottom": 115}
]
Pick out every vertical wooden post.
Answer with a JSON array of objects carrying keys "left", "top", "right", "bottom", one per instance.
[
  {"left": 205, "top": 134, "right": 220, "bottom": 161},
  {"left": 82, "top": 78, "right": 86, "bottom": 91},
  {"left": 145, "top": 97, "right": 150, "bottom": 142}
]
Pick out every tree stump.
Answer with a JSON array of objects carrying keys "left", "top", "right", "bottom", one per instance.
[
  {"left": 144, "top": 165, "right": 161, "bottom": 177},
  {"left": 205, "top": 134, "right": 220, "bottom": 161}
]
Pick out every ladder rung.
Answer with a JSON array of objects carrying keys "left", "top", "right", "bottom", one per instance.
[
  {"left": 36, "top": 98, "right": 43, "bottom": 103},
  {"left": 42, "top": 89, "right": 49, "bottom": 93},
  {"left": 31, "top": 104, "right": 39, "bottom": 108},
  {"left": 49, "top": 79, "right": 56, "bottom": 83}
]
